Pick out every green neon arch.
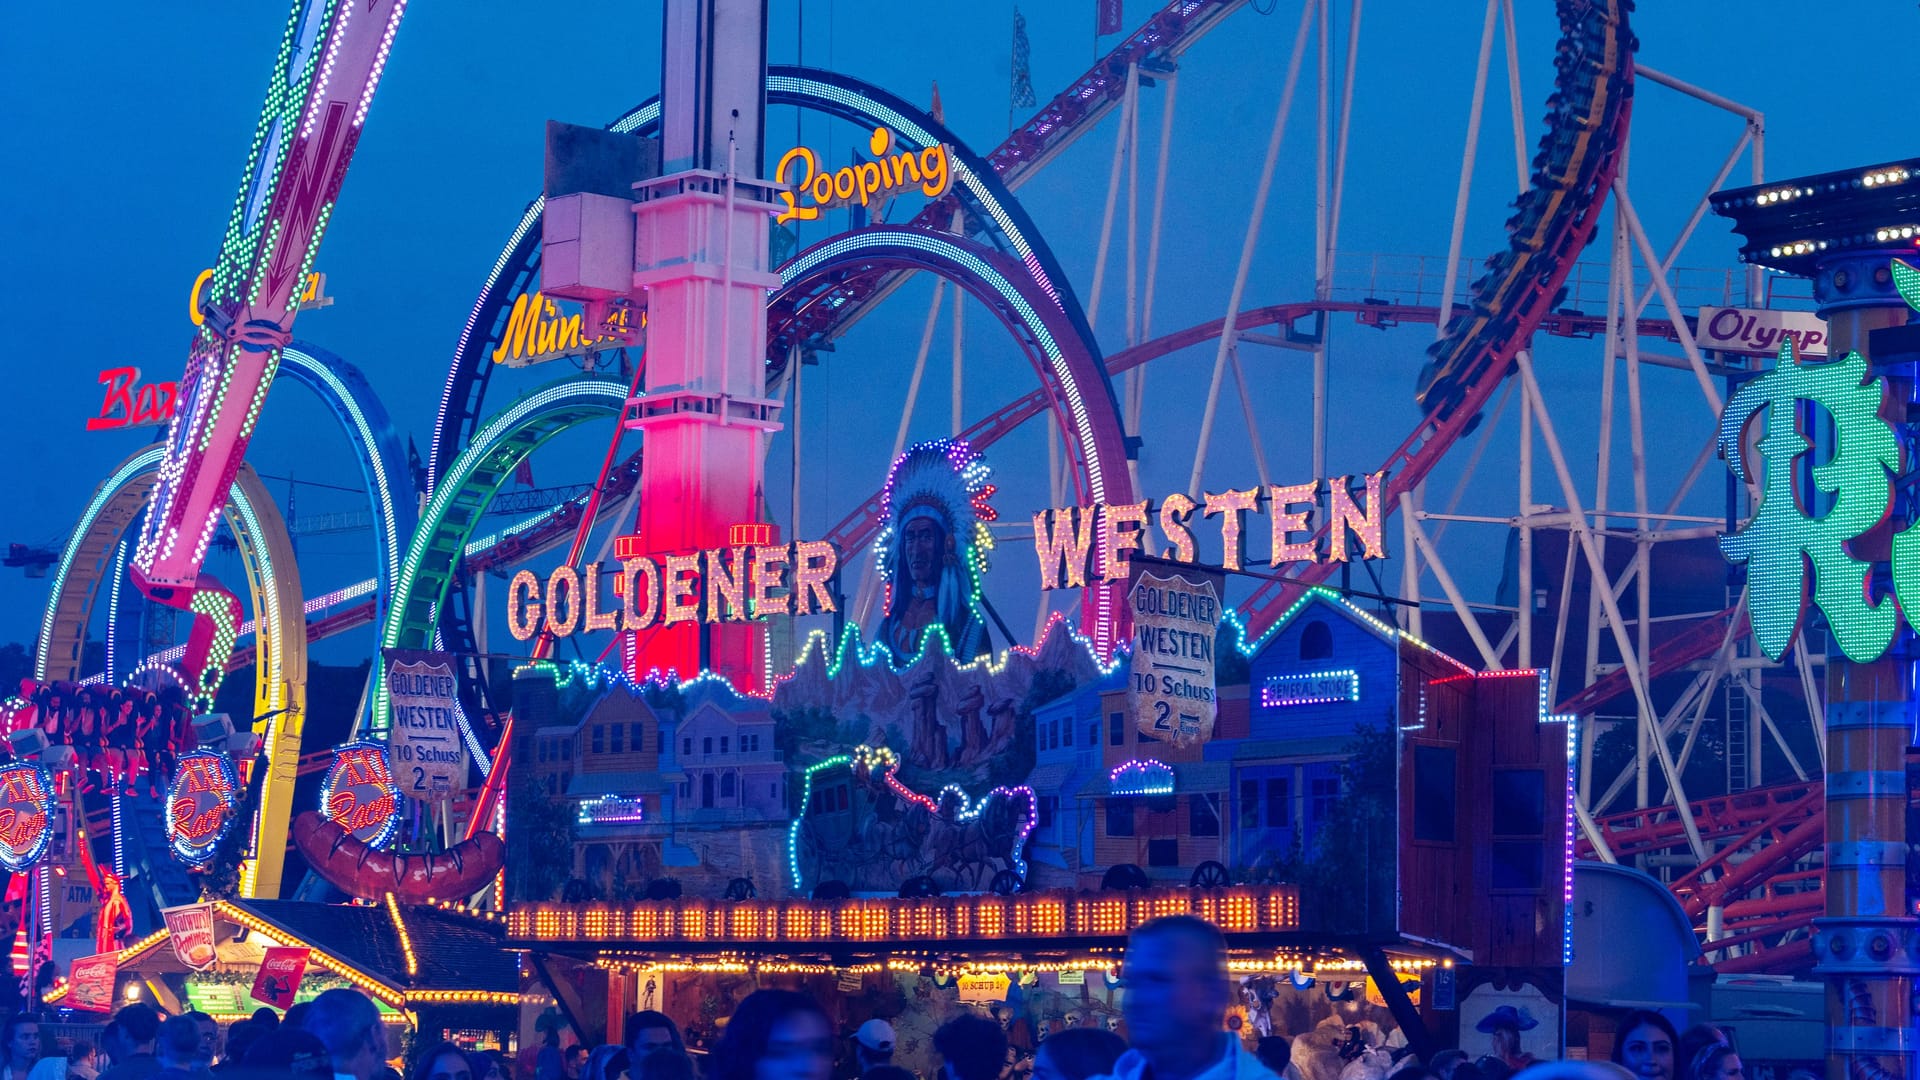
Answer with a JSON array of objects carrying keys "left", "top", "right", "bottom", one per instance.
[{"left": 374, "top": 377, "right": 630, "bottom": 727}]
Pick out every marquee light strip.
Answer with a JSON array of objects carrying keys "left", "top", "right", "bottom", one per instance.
[
  {"left": 511, "top": 884, "right": 1300, "bottom": 945},
  {"left": 1109, "top": 758, "right": 1175, "bottom": 796},
  {"left": 1259, "top": 669, "right": 1361, "bottom": 708}
]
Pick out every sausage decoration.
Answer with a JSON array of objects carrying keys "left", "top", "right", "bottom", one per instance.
[{"left": 291, "top": 811, "right": 503, "bottom": 902}]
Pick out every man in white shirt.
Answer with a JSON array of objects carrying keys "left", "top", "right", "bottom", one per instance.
[{"left": 1098, "top": 916, "right": 1278, "bottom": 1080}]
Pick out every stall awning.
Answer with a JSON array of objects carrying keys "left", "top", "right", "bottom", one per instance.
[{"left": 216, "top": 899, "right": 519, "bottom": 1009}]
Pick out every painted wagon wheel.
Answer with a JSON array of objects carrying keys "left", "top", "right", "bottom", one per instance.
[
  {"left": 899, "top": 875, "right": 943, "bottom": 898},
  {"left": 1190, "top": 861, "right": 1231, "bottom": 890},
  {"left": 990, "top": 869, "right": 1024, "bottom": 896},
  {"left": 1101, "top": 864, "right": 1151, "bottom": 891},
  {"left": 724, "top": 877, "right": 757, "bottom": 902}
]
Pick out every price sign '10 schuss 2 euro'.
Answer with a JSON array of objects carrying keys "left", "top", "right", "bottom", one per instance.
[
  {"left": 1128, "top": 572, "right": 1219, "bottom": 747},
  {"left": 1720, "top": 257, "right": 1920, "bottom": 664},
  {"left": 382, "top": 649, "right": 470, "bottom": 803}
]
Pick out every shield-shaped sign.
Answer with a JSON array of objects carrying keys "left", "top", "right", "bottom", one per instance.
[
  {"left": 322, "top": 741, "right": 399, "bottom": 847},
  {"left": 0, "top": 763, "right": 55, "bottom": 872},
  {"left": 167, "top": 750, "right": 241, "bottom": 865}
]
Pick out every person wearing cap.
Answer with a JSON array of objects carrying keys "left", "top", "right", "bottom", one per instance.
[{"left": 836, "top": 1021, "right": 894, "bottom": 1080}]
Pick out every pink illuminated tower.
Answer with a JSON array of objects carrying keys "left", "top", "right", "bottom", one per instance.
[{"left": 625, "top": 0, "right": 781, "bottom": 688}]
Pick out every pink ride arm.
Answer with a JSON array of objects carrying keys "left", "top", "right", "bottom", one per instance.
[{"left": 131, "top": 0, "right": 410, "bottom": 700}]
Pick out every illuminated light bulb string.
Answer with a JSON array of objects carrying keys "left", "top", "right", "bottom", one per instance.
[{"left": 1108, "top": 759, "right": 1174, "bottom": 797}]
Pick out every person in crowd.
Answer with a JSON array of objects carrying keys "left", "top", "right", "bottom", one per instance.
[
  {"left": 154, "top": 1016, "right": 209, "bottom": 1080},
  {"left": 1100, "top": 915, "right": 1278, "bottom": 1080},
  {"left": 707, "top": 990, "right": 833, "bottom": 1080},
  {"left": 211, "top": 1024, "right": 257, "bottom": 1077},
  {"left": 839, "top": 1021, "right": 894, "bottom": 1080},
  {"left": 1673, "top": 1029, "right": 1728, "bottom": 1078},
  {"left": 634, "top": 1053, "right": 692, "bottom": 1080},
  {"left": 563, "top": 1047, "right": 589, "bottom": 1080},
  {"left": 242, "top": 1027, "right": 333, "bottom": 1080},
  {"left": 581, "top": 1048, "right": 626, "bottom": 1080},
  {"left": 934, "top": 1015, "right": 1006, "bottom": 1080},
  {"left": 412, "top": 1042, "right": 474, "bottom": 1080},
  {"left": 303, "top": 988, "right": 389, "bottom": 1080},
  {"left": 101, "top": 1005, "right": 164, "bottom": 1080},
  {"left": 28, "top": 1056, "right": 69, "bottom": 1080},
  {"left": 625, "top": 1014, "right": 683, "bottom": 1065},
  {"left": 1033, "top": 1029, "right": 1125, "bottom": 1080},
  {"left": 1448, "top": 1062, "right": 1486, "bottom": 1080},
  {"left": 284, "top": 1004, "right": 314, "bottom": 1031},
  {"left": 1252, "top": 1040, "right": 1291, "bottom": 1080},
  {"left": 1683, "top": 1044, "right": 1740, "bottom": 1080},
  {"left": 184, "top": 1014, "right": 217, "bottom": 1070},
  {"left": 473, "top": 1051, "right": 510, "bottom": 1080},
  {"left": 1474, "top": 1059, "right": 1512, "bottom": 1080},
  {"left": 67, "top": 1040, "right": 100, "bottom": 1080},
  {"left": 1427, "top": 1052, "right": 1466, "bottom": 1080},
  {"left": 1, "top": 1013, "right": 39, "bottom": 1080},
  {"left": 1611, "top": 1013, "right": 1678, "bottom": 1080},
  {"left": 249, "top": 1011, "right": 278, "bottom": 1033},
  {"left": 862, "top": 1070, "right": 915, "bottom": 1080}
]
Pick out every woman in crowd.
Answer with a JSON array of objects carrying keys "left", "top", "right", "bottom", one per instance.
[
  {"left": 412, "top": 1042, "right": 474, "bottom": 1080},
  {"left": 1611, "top": 1012, "right": 1678, "bottom": 1080},
  {"left": 1683, "top": 1044, "right": 1741, "bottom": 1080},
  {"left": 707, "top": 991, "right": 832, "bottom": 1080}
]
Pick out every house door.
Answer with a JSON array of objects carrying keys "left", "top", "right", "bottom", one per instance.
[{"left": 702, "top": 773, "right": 715, "bottom": 808}]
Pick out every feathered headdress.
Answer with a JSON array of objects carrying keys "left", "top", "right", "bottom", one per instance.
[{"left": 874, "top": 439, "right": 997, "bottom": 604}]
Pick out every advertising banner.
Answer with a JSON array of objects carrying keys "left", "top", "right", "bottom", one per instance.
[
  {"left": 163, "top": 903, "right": 217, "bottom": 971},
  {"left": 69, "top": 953, "right": 117, "bottom": 1013},
  {"left": 382, "top": 649, "right": 468, "bottom": 803},
  {"left": 957, "top": 972, "right": 1011, "bottom": 1003},
  {"left": 252, "top": 947, "right": 311, "bottom": 1009},
  {"left": 1696, "top": 306, "right": 1828, "bottom": 358},
  {"left": 1127, "top": 569, "right": 1220, "bottom": 746}
]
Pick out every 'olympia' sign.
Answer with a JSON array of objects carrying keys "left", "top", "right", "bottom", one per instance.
[{"left": 1720, "top": 257, "right": 1920, "bottom": 663}]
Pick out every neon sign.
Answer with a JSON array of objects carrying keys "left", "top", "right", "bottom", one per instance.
[
  {"left": 1033, "top": 473, "right": 1388, "bottom": 590},
  {"left": 773, "top": 126, "right": 952, "bottom": 225},
  {"left": 1260, "top": 669, "right": 1362, "bottom": 708},
  {"left": 0, "top": 763, "right": 55, "bottom": 872},
  {"left": 166, "top": 750, "right": 241, "bottom": 866},
  {"left": 490, "top": 291, "right": 636, "bottom": 367},
  {"left": 86, "top": 367, "right": 178, "bottom": 431},
  {"left": 320, "top": 742, "right": 399, "bottom": 848},
  {"left": 187, "top": 267, "right": 328, "bottom": 327},
  {"left": 507, "top": 541, "right": 840, "bottom": 642}
]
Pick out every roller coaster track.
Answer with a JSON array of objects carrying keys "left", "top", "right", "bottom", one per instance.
[{"left": 1235, "top": 0, "right": 1637, "bottom": 637}]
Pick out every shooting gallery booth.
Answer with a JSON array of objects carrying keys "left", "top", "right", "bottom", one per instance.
[{"left": 500, "top": 589, "right": 1576, "bottom": 1072}]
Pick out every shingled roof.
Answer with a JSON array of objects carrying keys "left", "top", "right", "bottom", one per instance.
[{"left": 220, "top": 899, "right": 517, "bottom": 996}]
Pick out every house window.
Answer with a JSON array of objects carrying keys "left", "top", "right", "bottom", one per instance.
[
  {"left": 1088, "top": 721, "right": 1098, "bottom": 746},
  {"left": 1266, "top": 777, "right": 1292, "bottom": 828},
  {"left": 681, "top": 780, "right": 690, "bottom": 797},
  {"left": 1413, "top": 746, "right": 1458, "bottom": 842},
  {"left": 590, "top": 726, "right": 605, "bottom": 754},
  {"left": 632, "top": 723, "right": 645, "bottom": 750},
  {"left": 1239, "top": 780, "right": 1260, "bottom": 830},
  {"left": 1492, "top": 770, "right": 1547, "bottom": 837},
  {"left": 1147, "top": 838, "right": 1178, "bottom": 867},
  {"left": 683, "top": 737, "right": 692, "bottom": 756},
  {"left": 721, "top": 772, "right": 735, "bottom": 798},
  {"left": 720, "top": 736, "right": 730, "bottom": 754},
  {"left": 1309, "top": 773, "right": 1340, "bottom": 822},
  {"left": 610, "top": 725, "right": 624, "bottom": 753},
  {"left": 742, "top": 733, "right": 758, "bottom": 752},
  {"left": 1108, "top": 712, "right": 1125, "bottom": 746},
  {"left": 703, "top": 736, "right": 713, "bottom": 755},
  {"left": 1190, "top": 793, "right": 1220, "bottom": 837},
  {"left": 1300, "top": 620, "right": 1334, "bottom": 659},
  {"left": 1038, "top": 795, "right": 1058, "bottom": 830},
  {"left": 1105, "top": 798, "right": 1135, "bottom": 837},
  {"left": 536, "top": 740, "right": 547, "bottom": 763},
  {"left": 1063, "top": 718, "right": 1073, "bottom": 747}
]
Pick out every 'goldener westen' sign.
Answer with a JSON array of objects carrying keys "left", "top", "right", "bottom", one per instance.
[
  {"left": 1032, "top": 474, "right": 1388, "bottom": 588},
  {"left": 508, "top": 540, "right": 839, "bottom": 641}
]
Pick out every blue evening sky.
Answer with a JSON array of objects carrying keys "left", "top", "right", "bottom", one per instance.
[{"left": 1, "top": 2, "right": 1910, "bottom": 665}]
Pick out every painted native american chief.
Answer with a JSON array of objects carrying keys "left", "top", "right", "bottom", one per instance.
[{"left": 874, "top": 441, "right": 996, "bottom": 666}]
